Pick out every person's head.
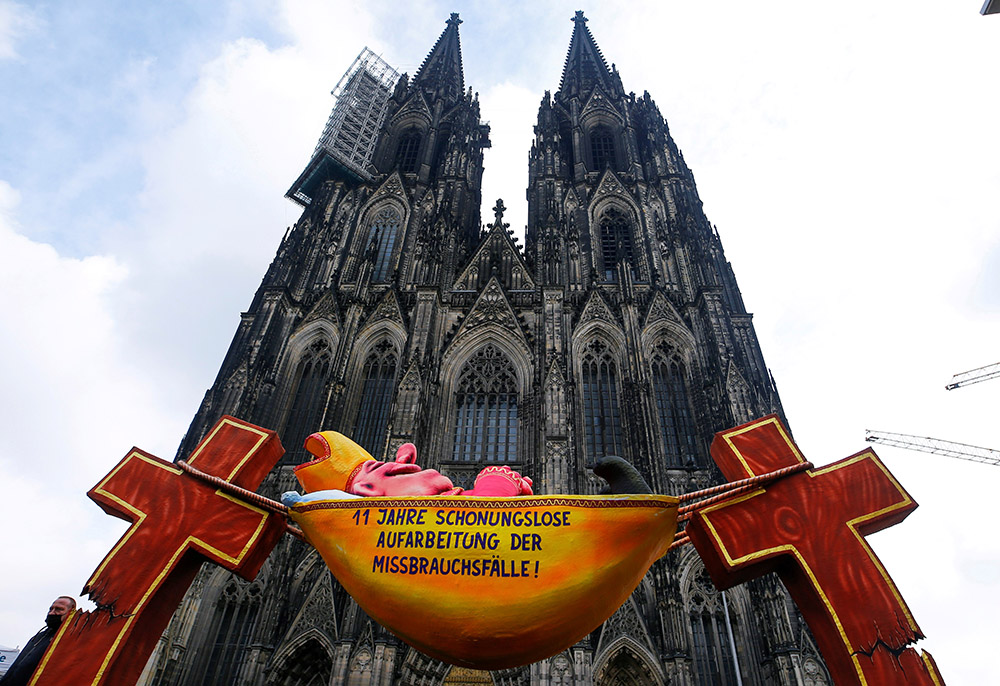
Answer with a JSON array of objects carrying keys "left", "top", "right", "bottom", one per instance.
[{"left": 46, "top": 596, "right": 75, "bottom": 628}]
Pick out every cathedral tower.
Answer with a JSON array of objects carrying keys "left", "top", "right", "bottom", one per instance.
[
  {"left": 142, "top": 13, "right": 830, "bottom": 686},
  {"left": 527, "top": 10, "right": 770, "bottom": 494}
]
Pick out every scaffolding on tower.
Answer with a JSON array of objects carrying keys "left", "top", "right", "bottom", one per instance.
[{"left": 287, "top": 48, "right": 401, "bottom": 205}]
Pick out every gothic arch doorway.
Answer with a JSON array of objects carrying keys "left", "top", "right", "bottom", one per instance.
[
  {"left": 267, "top": 638, "right": 332, "bottom": 686},
  {"left": 442, "top": 666, "right": 494, "bottom": 685},
  {"left": 594, "top": 642, "right": 663, "bottom": 686}
]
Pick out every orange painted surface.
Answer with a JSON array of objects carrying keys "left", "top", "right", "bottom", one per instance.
[{"left": 290, "top": 494, "right": 678, "bottom": 669}]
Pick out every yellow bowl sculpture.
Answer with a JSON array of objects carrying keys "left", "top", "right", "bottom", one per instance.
[{"left": 288, "top": 494, "right": 678, "bottom": 670}]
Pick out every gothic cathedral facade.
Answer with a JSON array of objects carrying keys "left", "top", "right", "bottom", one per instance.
[{"left": 141, "top": 13, "right": 831, "bottom": 686}]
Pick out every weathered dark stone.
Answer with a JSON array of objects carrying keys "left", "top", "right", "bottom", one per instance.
[{"left": 141, "top": 13, "right": 831, "bottom": 686}]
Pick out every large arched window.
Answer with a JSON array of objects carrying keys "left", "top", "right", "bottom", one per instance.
[
  {"left": 282, "top": 339, "right": 333, "bottom": 465},
  {"left": 651, "top": 343, "right": 698, "bottom": 467},
  {"left": 599, "top": 208, "right": 633, "bottom": 282},
  {"left": 687, "top": 567, "right": 743, "bottom": 686},
  {"left": 580, "top": 339, "right": 623, "bottom": 459},
  {"left": 366, "top": 207, "right": 400, "bottom": 283},
  {"left": 559, "top": 121, "right": 574, "bottom": 169},
  {"left": 590, "top": 125, "right": 616, "bottom": 171},
  {"left": 395, "top": 129, "right": 422, "bottom": 173},
  {"left": 352, "top": 340, "right": 397, "bottom": 458},
  {"left": 200, "top": 581, "right": 261, "bottom": 686},
  {"left": 452, "top": 345, "right": 519, "bottom": 463}
]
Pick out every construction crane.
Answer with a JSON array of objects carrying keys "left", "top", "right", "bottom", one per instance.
[
  {"left": 865, "top": 430, "right": 1000, "bottom": 467},
  {"left": 945, "top": 361, "right": 1000, "bottom": 390}
]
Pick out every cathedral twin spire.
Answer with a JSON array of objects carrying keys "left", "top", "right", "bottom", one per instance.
[
  {"left": 413, "top": 11, "right": 618, "bottom": 104},
  {"left": 412, "top": 12, "right": 466, "bottom": 105},
  {"left": 558, "top": 11, "right": 616, "bottom": 98}
]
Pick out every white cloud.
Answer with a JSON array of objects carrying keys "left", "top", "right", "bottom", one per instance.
[
  {"left": 0, "top": 1, "right": 35, "bottom": 60},
  {"left": 94, "top": 0, "right": 382, "bottom": 409},
  {"left": 0, "top": 181, "right": 134, "bottom": 477},
  {"left": 0, "top": 180, "right": 158, "bottom": 642},
  {"left": 0, "top": 0, "right": 380, "bottom": 646}
]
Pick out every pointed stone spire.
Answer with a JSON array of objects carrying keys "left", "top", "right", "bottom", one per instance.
[
  {"left": 412, "top": 13, "right": 466, "bottom": 105},
  {"left": 558, "top": 11, "right": 614, "bottom": 98}
]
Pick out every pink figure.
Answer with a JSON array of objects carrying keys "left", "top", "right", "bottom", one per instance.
[
  {"left": 285, "top": 432, "right": 532, "bottom": 506},
  {"left": 386, "top": 443, "right": 533, "bottom": 497}
]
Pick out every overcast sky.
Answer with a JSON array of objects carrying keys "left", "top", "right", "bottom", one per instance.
[{"left": 1, "top": 0, "right": 997, "bottom": 681}]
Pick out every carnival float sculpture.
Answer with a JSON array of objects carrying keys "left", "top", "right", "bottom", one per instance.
[
  {"left": 27, "top": 414, "right": 945, "bottom": 685},
  {"left": 282, "top": 430, "right": 679, "bottom": 669}
]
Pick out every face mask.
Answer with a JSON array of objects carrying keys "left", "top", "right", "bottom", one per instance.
[{"left": 45, "top": 613, "right": 62, "bottom": 630}]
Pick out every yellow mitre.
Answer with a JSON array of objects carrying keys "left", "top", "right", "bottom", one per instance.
[{"left": 294, "top": 431, "right": 374, "bottom": 494}]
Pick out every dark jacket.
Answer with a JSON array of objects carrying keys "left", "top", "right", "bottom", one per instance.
[{"left": 0, "top": 627, "right": 55, "bottom": 686}]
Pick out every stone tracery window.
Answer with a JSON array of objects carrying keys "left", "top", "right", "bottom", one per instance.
[
  {"left": 367, "top": 207, "right": 400, "bottom": 283},
  {"left": 688, "top": 567, "right": 743, "bottom": 686},
  {"left": 590, "top": 125, "right": 616, "bottom": 171},
  {"left": 396, "top": 129, "right": 422, "bottom": 173},
  {"left": 282, "top": 338, "right": 333, "bottom": 465},
  {"left": 352, "top": 339, "right": 397, "bottom": 458},
  {"left": 651, "top": 343, "right": 698, "bottom": 467},
  {"left": 200, "top": 581, "right": 261, "bottom": 686},
  {"left": 581, "top": 339, "right": 623, "bottom": 459},
  {"left": 599, "top": 208, "right": 633, "bottom": 282},
  {"left": 452, "top": 345, "right": 519, "bottom": 463}
]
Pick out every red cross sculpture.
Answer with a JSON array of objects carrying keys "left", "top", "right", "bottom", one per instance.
[
  {"left": 685, "top": 414, "right": 945, "bottom": 685},
  {"left": 29, "top": 416, "right": 287, "bottom": 686}
]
